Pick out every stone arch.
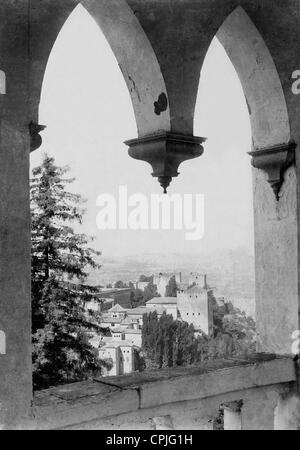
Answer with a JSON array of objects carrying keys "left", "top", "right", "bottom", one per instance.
[
  {"left": 216, "top": 6, "right": 290, "bottom": 150},
  {"left": 31, "top": 0, "right": 170, "bottom": 138}
]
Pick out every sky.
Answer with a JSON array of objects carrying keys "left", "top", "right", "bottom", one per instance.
[{"left": 30, "top": 4, "right": 254, "bottom": 258}]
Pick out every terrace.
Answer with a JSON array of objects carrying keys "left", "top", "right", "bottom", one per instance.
[{"left": 32, "top": 354, "right": 299, "bottom": 430}]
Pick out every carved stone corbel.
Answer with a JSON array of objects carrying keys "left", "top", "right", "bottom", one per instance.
[
  {"left": 125, "top": 132, "right": 206, "bottom": 193},
  {"left": 248, "top": 142, "right": 296, "bottom": 200},
  {"left": 29, "top": 121, "right": 46, "bottom": 152}
]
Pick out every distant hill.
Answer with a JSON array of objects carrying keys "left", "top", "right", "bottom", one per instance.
[{"left": 86, "top": 248, "right": 255, "bottom": 316}]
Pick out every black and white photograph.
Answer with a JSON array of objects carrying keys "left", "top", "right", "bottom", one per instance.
[{"left": 0, "top": 0, "right": 299, "bottom": 432}]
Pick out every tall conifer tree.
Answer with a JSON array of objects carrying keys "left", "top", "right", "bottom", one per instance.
[{"left": 31, "top": 154, "right": 103, "bottom": 389}]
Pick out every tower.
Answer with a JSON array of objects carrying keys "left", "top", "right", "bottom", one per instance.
[{"left": 177, "top": 276, "right": 214, "bottom": 336}]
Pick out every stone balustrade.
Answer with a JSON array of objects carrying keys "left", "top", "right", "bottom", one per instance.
[{"left": 31, "top": 354, "right": 299, "bottom": 430}]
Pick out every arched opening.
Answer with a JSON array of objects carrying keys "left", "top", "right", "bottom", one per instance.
[
  {"left": 193, "top": 6, "right": 294, "bottom": 352},
  {"left": 31, "top": 3, "right": 137, "bottom": 247},
  {"left": 193, "top": 35, "right": 254, "bottom": 317},
  {"left": 30, "top": 3, "right": 140, "bottom": 388},
  {"left": 215, "top": 7, "right": 295, "bottom": 355}
]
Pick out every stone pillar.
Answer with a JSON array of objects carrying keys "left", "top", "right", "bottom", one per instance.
[
  {"left": 240, "top": 390, "right": 279, "bottom": 430},
  {"left": 223, "top": 401, "right": 242, "bottom": 430},
  {"left": 0, "top": 2, "right": 32, "bottom": 428},
  {"left": 274, "top": 393, "right": 300, "bottom": 430},
  {"left": 253, "top": 163, "right": 298, "bottom": 354}
]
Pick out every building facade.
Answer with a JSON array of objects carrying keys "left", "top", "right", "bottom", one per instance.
[{"left": 177, "top": 286, "right": 214, "bottom": 336}]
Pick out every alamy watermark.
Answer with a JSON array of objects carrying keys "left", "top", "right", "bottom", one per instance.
[
  {"left": 96, "top": 186, "right": 204, "bottom": 241},
  {"left": 292, "top": 70, "right": 300, "bottom": 95},
  {"left": 291, "top": 330, "right": 300, "bottom": 356}
]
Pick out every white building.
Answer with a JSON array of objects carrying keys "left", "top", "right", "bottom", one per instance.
[
  {"left": 177, "top": 284, "right": 214, "bottom": 336},
  {"left": 146, "top": 297, "right": 178, "bottom": 319},
  {"left": 124, "top": 329, "right": 142, "bottom": 347},
  {"left": 98, "top": 340, "right": 135, "bottom": 376}
]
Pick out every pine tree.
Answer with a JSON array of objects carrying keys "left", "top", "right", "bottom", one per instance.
[
  {"left": 143, "top": 280, "right": 159, "bottom": 302},
  {"left": 165, "top": 276, "right": 177, "bottom": 297},
  {"left": 31, "top": 154, "right": 103, "bottom": 389}
]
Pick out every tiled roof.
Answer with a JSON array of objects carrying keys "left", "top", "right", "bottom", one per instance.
[
  {"left": 100, "top": 317, "right": 122, "bottom": 324},
  {"left": 109, "top": 304, "right": 127, "bottom": 312},
  {"left": 124, "top": 329, "right": 142, "bottom": 335},
  {"left": 111, "top": 327, "right": 125, "bottom": 334},
  {"left": 120, "top": 316, "right": 135, "bottom": 325},
  {"left": 126, "top": 307, "right": 149, "bottom": 315},
  {"left": 101, "top": 340, "right": 134, "bottom": 349}
]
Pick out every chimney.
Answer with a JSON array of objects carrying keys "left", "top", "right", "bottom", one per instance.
[{"left": 204, "top": 274, "right": 207, "bottom": 290}]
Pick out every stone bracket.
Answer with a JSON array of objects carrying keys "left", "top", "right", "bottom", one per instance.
[
  {"left": 248, "top": 142, "right": 296, "bottom": 200},
  {"left": 125, "top": 132, "right": 206, "bottom": 193},
  {"left": 29, "top": 121, "right": 46, "bottom": 152}
]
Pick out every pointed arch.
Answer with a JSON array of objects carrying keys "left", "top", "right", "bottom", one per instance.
[
  {"left": 31, "top": 0, "right": 170, "bottom": 137},
  {"left": 216, "top": 6, "right": 290, "bottom": 150}
]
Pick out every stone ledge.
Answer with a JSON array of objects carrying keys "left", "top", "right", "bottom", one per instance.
[{"left": 32, "top": 354, "right": 296, "bottom": 429}]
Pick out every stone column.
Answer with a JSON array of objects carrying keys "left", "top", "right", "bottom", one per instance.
[{"left": 0, "top": 2, "right": 32, "bottom": 429}]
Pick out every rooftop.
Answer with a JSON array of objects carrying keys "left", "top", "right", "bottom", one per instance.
[
  {"left": 109, "top": 304, "right": 127, "bottom": 313},
  {"left": 100, "top": 317, "right": 123, "bottom": 324},
  {"left": 127, "top": 306, "right": 166, "bottom": 316},
  {"left": 147, "top": 297, "right": 177, "bottom": 305},
  {"left": 120, "top": 316, "right": 136, "bottom": 325},
  {"left": 111, "top": 327, "right": 125, "bottom": 334},
  {"left": 124, "top": 329, "right": 142, "bottom": 335},
  {"left": 100, "top": 339, "right": 135, "bottom": 349}
]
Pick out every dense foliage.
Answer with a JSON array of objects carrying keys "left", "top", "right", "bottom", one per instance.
[
  {"left": 31, "top": 154, "right": 103, "bottom": 389},
  {"left": 165, "top": 275, "right": 177, "bottom": 297},
  {"left": 141, "top": 305, "right": 256, "bottom": 369}
]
